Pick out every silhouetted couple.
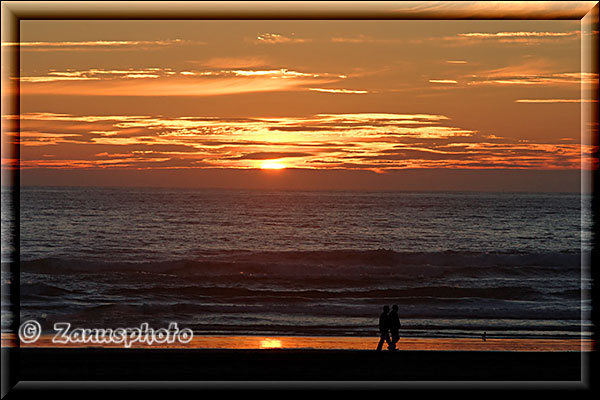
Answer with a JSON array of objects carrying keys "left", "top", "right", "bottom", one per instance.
[{"left": 376, "top": 304, "right": 401, "bottom": 351}]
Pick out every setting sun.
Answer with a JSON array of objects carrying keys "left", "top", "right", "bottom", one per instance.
[{"left": 260, "top": 160, "right": 287, "bottom": 170}]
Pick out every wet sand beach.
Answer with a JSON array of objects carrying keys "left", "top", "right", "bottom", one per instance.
[
  {"left": 4, "top": 333, "right": 593, "bottom": 352},
  {"left": 5, "top": 334, "right": 594, "bottom": 386}
]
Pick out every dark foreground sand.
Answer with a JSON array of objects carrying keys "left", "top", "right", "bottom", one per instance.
[{"left": 9, "top": 348, "right": 593, "bottom": 384}]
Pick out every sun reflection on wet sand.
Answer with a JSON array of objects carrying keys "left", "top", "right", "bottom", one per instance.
[
  {"left": 259, "top": 338, "right": 283, "bottom": 349},
  {"left": 3, "top": 334, "right": 594, "bottom": 352}
]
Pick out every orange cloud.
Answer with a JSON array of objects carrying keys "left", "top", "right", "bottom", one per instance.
[
  {"left": 468, "top": 72, "right": 598, "bottom": 86},
  {"left": 429, "top": 79, "right": 458, "bottom": 84},
  {"left": 10, "top": 111, "right": 592, "bottom": 171},
  {"left": 429, "top": 30, "right": 582, "bottom": 47},
  {"left": 254, "top": 33, "right": 311, "bottom": 44},
  {"left": 308, "top": 88, "right": 370, "bottom": 94},
  {"left": 3, "top": 39, "right": 190, "bottom": 51},
  {"left": 19, "top": 76, "right": 101, "bottom": 83},
  {"left": 18, "top": 68, "right": 344, "bottom": 96},
  {"left": 458, "top": 31, "right": 580, "bottom": 39},
  {"left": 515, "top": 99, "right": 598, "bottom": 103}
]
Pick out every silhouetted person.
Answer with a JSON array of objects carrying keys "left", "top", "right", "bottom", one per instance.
[
  {"left": 376, "top": 305, "right": 391, "bottom": 351},
  {"left": 482, "top": 332, "right": 487, "bottom": 342},
  {"left": 388, "top": 304, "right": 401, "bottom": 351}
]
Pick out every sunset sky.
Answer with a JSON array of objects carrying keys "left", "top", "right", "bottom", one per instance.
[{"left": 3, "top": 14, "right": 598, "bottom": 191}]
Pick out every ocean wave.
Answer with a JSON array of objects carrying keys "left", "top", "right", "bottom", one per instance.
[
  {"left": 17, "top": 249, "right": 583, "bottom": 284},
  {"left": 21, "top": 282, "right": 73, "bottom": 297},
  {"left": 100, "top": 284, "right": 548, "bottom": 302}
]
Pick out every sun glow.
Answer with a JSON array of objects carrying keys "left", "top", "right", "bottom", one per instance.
[{"left": 260, "top": 160, "right": 287, "bottom": 170}]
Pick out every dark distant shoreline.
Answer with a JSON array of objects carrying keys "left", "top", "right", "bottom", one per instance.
[{"left": 13, "top": 348, "right": 590, "bottom": 383}]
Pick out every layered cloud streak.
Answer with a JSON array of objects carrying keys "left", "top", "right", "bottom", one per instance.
[
  {"left": 5, "top": 112, "right": 593, "bottom": 171},
  {"left": 17, "top": 67, "right": 352, "bottom": 96}
]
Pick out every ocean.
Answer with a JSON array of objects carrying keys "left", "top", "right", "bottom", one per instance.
[{"left": 2, "top": 186, "right": 593, "bottom": 341}]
